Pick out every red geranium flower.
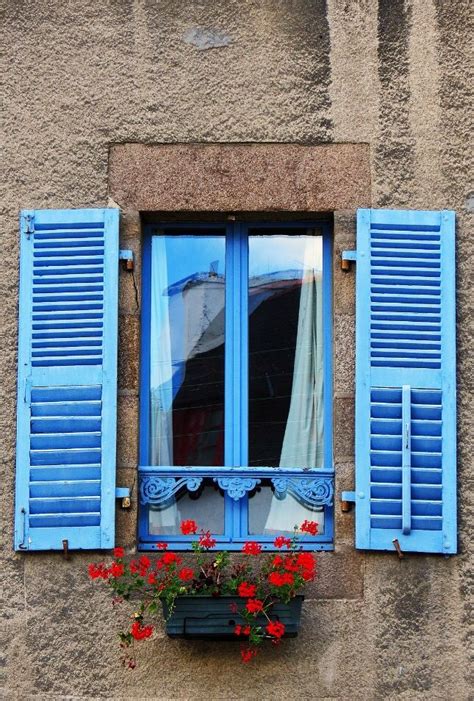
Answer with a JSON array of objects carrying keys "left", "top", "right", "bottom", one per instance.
[
  {"left": 272, "top": 554, "right": 284, "bottom": 568},
  {"left": 273, "top": 536, "right": 292, "bottom": 549},
  {"left": 156, "top": 542, "right": 168, "bottom": 550},
  {"left": 268, "top": 571, "right": 294, "bottom": 587},
  {"left": 88, "top": 563, "right": 109, "bottom": 580},
  {"left": 178, "top": 568, "right": 195, "bottom": 582},
  {"left": 199, "top": 531, "right": 217, "bottom": 549},
  {"left": 296, "top": 552, "right": 316, "bottom": 571},
  {"left": 242, "top": 541, "right": 262, "bottom": 555},
  {"left": 266, "top": 621, "right": 285, "bottom": 639},
  {"left": 237, "top": 581, "right": 257, "bottom": 598},
  {"left": 240, "top": 647, "right": 257, "bottom": 663},
  {"left": 113, "top": 547, "right": 125, "bottom": 558},
  {"left": 180, "top": 519, "right": 198, "bottom": 535},
  {"left": 283, "top": 555, "right": 299, "bottom": 572},
  {"left": 139, "top": 555, "right": 151, "bottom": 569},
  {"left": 109, "top": 562, "right": 125, "bottom": 578},
  {"left": 130, "top": 621, "right": 153, "bottom": 641},
  {"left": 161, "top": 552, "right": 181, "bottom": 567},
  {"left": 246, "top": 598, "right": 264, "bottom": 614},
  {"left": 300, "top": 520, "right": 318, "bottom": 536},
  {"left": 147, "top": 572, "right": 157, "bottom": 585}
]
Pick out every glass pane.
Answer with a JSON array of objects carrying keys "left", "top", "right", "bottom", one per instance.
[
  {"left": 248, "top": 481, "right": 324, "bottom": 535},
  {"left": 148, "top": 479, "right": 225, "bottom": 535},
  {"left": 248, "top": 232, "right": 323, "bottom": 468},
  {"left": 149, "top": 234, "right": 225, "bottom": 466}
]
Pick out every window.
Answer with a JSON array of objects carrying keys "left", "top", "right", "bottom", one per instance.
[{"left": 138, "top": 221, "right": 334, "bottom": 550}]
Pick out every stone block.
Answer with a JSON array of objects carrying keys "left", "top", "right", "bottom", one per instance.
[
  {"left": 119, "top": 209, "right": 142, "bottom": 241},
  {"left": 115, "top": 467, "right": 139, "bottom": 549},
  {"left": 118, "top": 238, "right": 141, "bottom": 315},
  {"left": 333, "top": 238, "right": 356, "bottom": 315},
  {"left": 333, "top": 396, "right": 355, "bottom": 462},
  {"left": 118, "top": 314, "right": 140, "bottom": 391},
  {"left": 117, "top": 395, "right": 139, "bottom": 468},
  {"left": 109, "top": 143, "right": 371, "bottom": 212},
  {"left": 333, "top": 314, "right": 355, "bottom": 394}
]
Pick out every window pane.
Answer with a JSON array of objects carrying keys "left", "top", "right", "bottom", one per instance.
[
  {"left": 149, "top": 234, "right": 225, "bottom": 466},
  {"left": 148, "top": 479, "right": 225, "bottom": 535},
  {"left": 248, "top": 480, "right": 324, "bottom": 535},
  {"left": 248, "top": 233, "right": 323, "bottom": 468}
]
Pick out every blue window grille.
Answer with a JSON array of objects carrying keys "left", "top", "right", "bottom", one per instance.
[{"left": 138, "top": 221, "right": 334, "bottom": 550}]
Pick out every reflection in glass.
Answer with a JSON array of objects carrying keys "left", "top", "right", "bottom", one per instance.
[
  {"left": 248, "top": 481, "right": 324, "bottom": 535},
  {"left": 248, "top": 233, "right": 324, "bottom": 469},
  {"left": 149, "top": 479, "right": 225, "bottom": 535},
  {"left": 149, "top": 234, "right": 225, "bottom": 467}
]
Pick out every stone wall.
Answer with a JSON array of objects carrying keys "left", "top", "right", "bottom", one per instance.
[{"left": 1, "top": 1, "right": 472, "bottom": 699}]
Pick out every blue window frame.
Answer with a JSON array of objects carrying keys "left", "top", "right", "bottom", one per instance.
[{"left": 138, "top": 220, "right": 334, "bottom": 550}]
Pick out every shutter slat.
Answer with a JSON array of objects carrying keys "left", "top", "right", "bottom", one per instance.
[
  {"left": 355, "top": 209, "right": 456, "bottom": 554},
  {"left": 15, "top": 208, "right": 119, "bottom": 551},
  {"left": 30, "top": 466, "right": 101, "bottom": 481}
]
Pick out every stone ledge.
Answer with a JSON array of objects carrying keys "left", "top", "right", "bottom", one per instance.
[{"left": 109, "top": 143, "right": 371, "bottom": 212}]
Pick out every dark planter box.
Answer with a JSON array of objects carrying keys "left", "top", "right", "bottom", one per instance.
[{"left": 163, "top": 595, "right": 303, "bottom": 640}]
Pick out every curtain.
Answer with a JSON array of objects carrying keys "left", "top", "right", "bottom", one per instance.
[{"left": 149, "top": 237, "right": 179, "bottom": 530}]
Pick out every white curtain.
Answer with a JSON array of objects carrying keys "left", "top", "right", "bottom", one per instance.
[
  {"left": 149, "top": 237, "right": 179, "bottom": 530},
  {"left": 265, "top": 238, "right": 324, "bottom": 532}
]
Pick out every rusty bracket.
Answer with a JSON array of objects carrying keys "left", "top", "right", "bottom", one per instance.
[
  {"left": 340, "top": 490, "right": 356, "bottom": 512},
  {"left": 62, "top": 539, "right": 70, "bottom": 560},
  {"left": 341, "top": 250, "right": 357, "bottom": 271},
  {"left": 119, "top": 249, "right": 134, "bottom": 271}
]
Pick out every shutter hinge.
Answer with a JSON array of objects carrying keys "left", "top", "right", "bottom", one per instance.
[
  {"left": 116, "top": 486, "right": 131, "bottom": 509},
  {"left": 23, "top": 214, "right": 35, "bottom": 238},
  {"left": 341, "top": 250, "right": 357, "bottom": 271},
  {"left": 119, "top": 249, "right": 134, "bottom": 271},
  {"left": 340, "top": 490, "right": 356, "bottom": 512}
]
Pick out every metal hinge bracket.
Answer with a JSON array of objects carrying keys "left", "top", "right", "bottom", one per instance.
[
  {"left": 116, "top": 486, "right": 131, "bottom": 509},
  {"left": 341, "top": 250, "right": 357, "bottom": 271},
  {"left": 340, "top": 490, "right": 356, "bottom": 512},
  {"left": 22, "top": 213, "right": 35, "bottom": 238},
  {"left": 119, "top": 249, "right": 134, "bottom": 271}
]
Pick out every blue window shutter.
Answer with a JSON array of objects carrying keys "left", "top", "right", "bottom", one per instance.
[
  {"left": 355, "top": 209, "right": 456, "bottom": 554},
  {"left": 15, "top": 208, "right": 119, "bottom": 551}
]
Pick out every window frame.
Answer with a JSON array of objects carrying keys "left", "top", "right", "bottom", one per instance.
[{"left": 138, "top": 219, "right": 334, "bottom": 551}]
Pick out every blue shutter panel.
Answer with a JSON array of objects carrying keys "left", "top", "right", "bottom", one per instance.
[
  {"left": 15, "top": 208, "right": 119, "bottom": 550},
  {"left": 355, "top": 209, "right": 456, "bottom": 554}
]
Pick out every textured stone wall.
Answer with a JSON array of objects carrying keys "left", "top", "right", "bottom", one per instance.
[{"left": 1, "top": 1, "right": 472, "bottom": 699}]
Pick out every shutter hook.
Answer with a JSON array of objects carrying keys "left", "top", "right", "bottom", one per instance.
[
  {"left": 392, "top": 538, "right": 404, "bottom": 559},
  {"left": 62, "top": 539, "right": 70, "bottom": 560}
]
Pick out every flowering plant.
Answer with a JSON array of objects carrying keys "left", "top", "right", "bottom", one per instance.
[{"left": 88, "top": 519, "right": 318, "bottom": 665}]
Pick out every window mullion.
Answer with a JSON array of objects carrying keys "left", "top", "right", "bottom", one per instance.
[
  {"left": 224, "top": 222, "right": 249, "bottom": 539},
  {"left": 238, "top": 222, "right": 249, "bottom": 468}
]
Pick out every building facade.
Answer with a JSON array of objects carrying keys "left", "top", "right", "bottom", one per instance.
[{"left": 2, "top": 1, "right": 472, "bottom": 698}]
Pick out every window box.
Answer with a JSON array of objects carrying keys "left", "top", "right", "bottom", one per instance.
[{"left": 163, "top": 595, "right": 304, "bottom": 640}]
